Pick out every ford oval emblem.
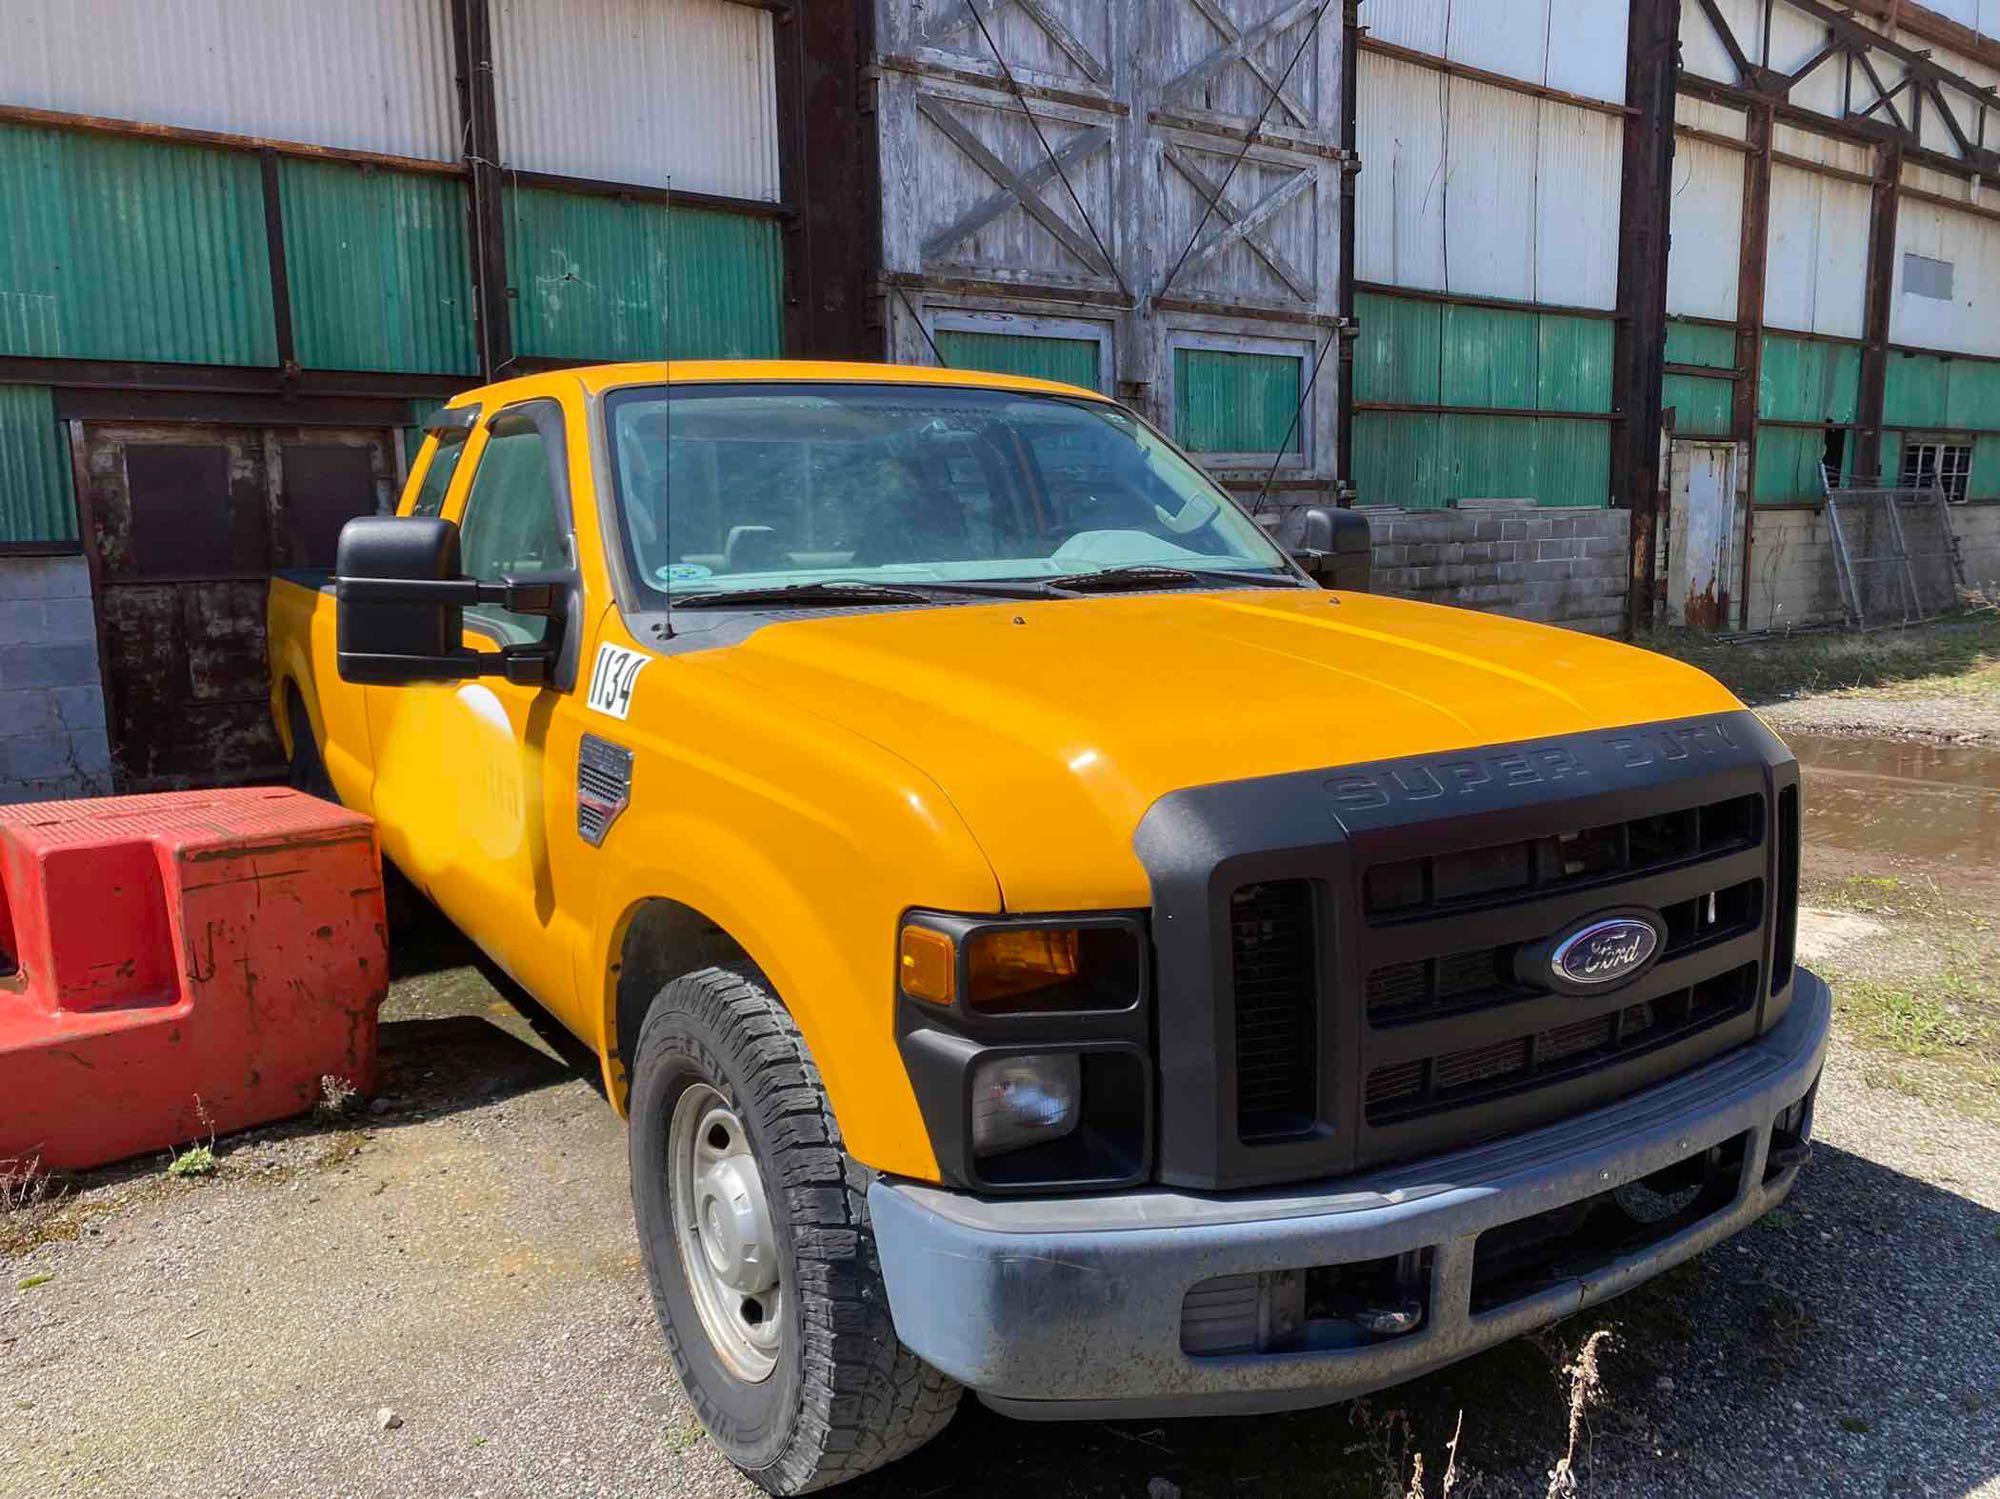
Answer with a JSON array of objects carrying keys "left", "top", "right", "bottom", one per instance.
[{"left": 1549, "top": 915, "right": 1661, "bottom": 990}]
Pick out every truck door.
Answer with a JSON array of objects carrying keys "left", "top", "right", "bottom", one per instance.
[{"left": 366, "top": 399, "right": 591, "bottom": 1029}]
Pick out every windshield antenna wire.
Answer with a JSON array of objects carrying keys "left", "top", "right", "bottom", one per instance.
[{"left": 1249, "top": 329, "right": 1335, "bottom": 518}]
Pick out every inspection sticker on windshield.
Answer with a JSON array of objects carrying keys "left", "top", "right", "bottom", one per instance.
[{"left": 587, "top": 643, "right": 648, "bottom": 721}]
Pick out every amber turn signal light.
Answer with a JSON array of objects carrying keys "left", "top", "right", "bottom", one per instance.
[{"left": 899, "top": 925, "right": 956, "bottom": 1004}]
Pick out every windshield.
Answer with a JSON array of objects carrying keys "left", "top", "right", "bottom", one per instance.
[{"left": 603, "top": 383, "right": 1297, "bottom": 602}]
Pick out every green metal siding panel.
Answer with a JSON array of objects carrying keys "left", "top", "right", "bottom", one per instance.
[
  {"left": 1174, "top": 348, "right": 1301, "bottom": 453},
  {"left": 1945, "top": 358, "right": 2000, "bottom": 431},
  {"left": 1970, "top": 435, "right": 2000, "bottom": 498},
  {"left": 1440, "top": 304, "right": 1535, "bottom": 411},
  {"left": 1662, "top": 372, "right": 1733, "bottom": 437},
  {"left": 506, "top": 189, "right": 782, "bottom": 362},
  {"left": 1537, "top": 316, "right": 1614, "bottom": 413},
  {"left": 1759, "top": 336, "right": 1858, "bottom": 424},
  {"left": 1664, "top": 320, "right": 1736, "bottom": 370},
  {"left": 281, "top": 161, "right": 476, "bottom": 376},
  {"left": 1884, "top": 352, "right": 1948, "bottom": 427},
  {"left": 0, "top": 384, "right": 75, "bottom": 544},
  {"left": 1352, "top": 411, "right": 1442, "bottom": 510},
  {"left": 934, "top": 330, "right": 1100, "bottom": 390},
  {"left": 1879, "top": 429, "right": 1903, "bottom": 488},
  {"left": 1439, "top": 414, "right": 1539, "bottom": 504},
  {"left": 1754, "top": 424, "right": 1821, "bottom": 504},
  {"left": 1537, "top": 420, "right": 1611, "bottom": 506},
  {"left": 0, "top": 123, "right": 275, "bottom": 366},
  {"left": 1353, "top": 292, "right": 1439, "bottom": 405}
]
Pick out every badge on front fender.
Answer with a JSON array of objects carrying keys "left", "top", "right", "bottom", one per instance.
[{"left": 587, "top": 642, "right": 648, "bottom": 720}]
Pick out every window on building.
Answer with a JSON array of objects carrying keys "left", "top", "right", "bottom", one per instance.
[
  {"left": 1903, "top": 253, "right": 1955, "bottom": 301},
  {"left": 459, "top": 406, "right": 570, "bottom": 644},
  {"left": 1899, "top": 437, "right": 1973, "bottom": 500}
]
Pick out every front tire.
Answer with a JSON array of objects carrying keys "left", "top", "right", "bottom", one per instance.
[{"left": 628, "top": 965, "right": 960, "bottom": 1493}]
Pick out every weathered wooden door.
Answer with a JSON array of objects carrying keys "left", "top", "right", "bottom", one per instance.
[
  {"left": 77, "top": 423, "right": 397, "bottom": 790},
  {"left": 1668, "top": 441, "right": 1735, "bottom": 628}
]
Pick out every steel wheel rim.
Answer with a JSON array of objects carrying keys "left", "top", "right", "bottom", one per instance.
[{"left": 668, "top": 1082, "right": 783, "bottom": 1383}]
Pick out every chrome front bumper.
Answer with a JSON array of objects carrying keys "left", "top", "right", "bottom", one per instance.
[{"left": 870, "top": 969, "right": 1831, "bottom": 1420}]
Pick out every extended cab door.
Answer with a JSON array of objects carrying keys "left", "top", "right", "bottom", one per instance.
[{"left": 366, "top": 399, "right": 594, "bottom": 1026}]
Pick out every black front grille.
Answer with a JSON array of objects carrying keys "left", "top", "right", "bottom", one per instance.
[
  {"left": 1364, "top": 960, "right": 1760, "bottom": 1122},
  {"left": 1230, "top": 881, "right": 1317, "bottom": 1141}
]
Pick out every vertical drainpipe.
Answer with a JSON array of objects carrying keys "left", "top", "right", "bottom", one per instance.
[
  {"left": 1732, "top": 101, "right": 1774, "bottom": 631},
  {"left": 450, "top": 0, "right": 511, "bottom": 381},
  {"left": 1336, "top": 0, "right": 1360, "bottom": 504},
  {"left": 1855, "top": 140, "right": 1903, "bottom": 486},
  {"left": 1615, "top": 0, "right": 1681, "bottom": 635}
]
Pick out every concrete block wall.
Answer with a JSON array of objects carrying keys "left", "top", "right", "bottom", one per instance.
[
  {"left": 0, "top": 556, "right": 112, "bottom": 804},
  {"left": 1363, "top": 505, "right": 1631, "bottom": 635},
  {"left": 1743, "top": 503, "right": 2000, "bottom": 631}
]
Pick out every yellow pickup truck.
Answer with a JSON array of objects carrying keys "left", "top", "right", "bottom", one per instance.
[{"left": 269, "top": 361, "right": 1828, "bottom": 1493}]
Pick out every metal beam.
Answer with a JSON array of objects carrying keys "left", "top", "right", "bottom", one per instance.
[
  {"left": 449, "top": 0, "right": 511, "bottom": 380},
  {"left": 1855, "top": 141, "right": 1904, "bottom": 485},
  {"left": 1336, "top": 0, "right": 1358, "bottom": 503},
  {"left": 1617, "top": 0, "right": 1682, "bottom": 636},
  {"left": 0, "top": 355, "right": 467, "bottom": 400},
  {"left": 257, "top": 149, "right": 297, "bottom": 376},
  {"left": 1733, "top": 102, "right": 1775, "bottom": 631}
]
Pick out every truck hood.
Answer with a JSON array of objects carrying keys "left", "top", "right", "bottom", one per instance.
[{"left": 692, "top": 588, "right": 1744, "bottom": 910}]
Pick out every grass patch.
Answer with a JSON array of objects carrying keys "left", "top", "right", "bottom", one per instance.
[
  {"left": 1640, "top": 617, "right": 2000, "bottom": 706},
  {"left": 1833, "top": 970, "right": 2000, "bottom": 1118},
  {"left": 15, "top": 1272, "right": 52, "bottom": 1291}
]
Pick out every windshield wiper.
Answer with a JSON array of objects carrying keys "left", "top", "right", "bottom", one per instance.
[
  {"left": 671, "top": 581, "right": 937, "bottom": 609},
  {"left": 1043, "top": 564, "right": 1299, "bottom": 594}
]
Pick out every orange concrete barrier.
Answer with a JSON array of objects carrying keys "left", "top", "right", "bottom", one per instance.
[{"left": 0, "top": 788, "right": 387, "bottom": 1171}]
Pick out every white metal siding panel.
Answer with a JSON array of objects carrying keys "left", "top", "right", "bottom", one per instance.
[
  {"left": 1361, "top": 0, "right": 1447, "bottom": 57},
  {"left": 1766, "top": 3, "right": 1829, "bottom": 75},
  {"left": 1357, "top": 52, "right": 1447, "bottom": 291},
  {"left": 1677, "top": 95, "right": 1748, "bottom": 139},
  {"left": 1544, "top": 3, "right": 1629, "bottom": 103},
  {"left": 1772, "top": 123, "right": 1872, "bottom": 176},
  {"left": 1444, "top": 0, "right": 1551, "bottom": 92},
  {"left": 1535, "top": 104, "right": 1621, "bottom": 310},
  {"left": 1893, "top": 197, "right": 2000, "bottom": 357},
  {"left": 1681, "top": 0, "right": 1761, "bottom": 79},
  {"left": 1443, "top": 79, "right": 1537, "bottom": 302},
  {"left": 1764, "top": 164, "right": 1868, "bottom": 339},
  {"left": 1666, "top": 137, "right": 1743, "bottom": 320},
  {"left": 492, "top": 0, "right": 778, "bottom": 200},
  {"left": 0, "top": 0, "right": 455, "bottom": 160}
]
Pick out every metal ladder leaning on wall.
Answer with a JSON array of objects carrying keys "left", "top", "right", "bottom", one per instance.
[{"left": 1824, "top": 474, "right": 1969, "bottom": 630}]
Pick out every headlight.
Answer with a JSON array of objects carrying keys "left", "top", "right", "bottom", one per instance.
[
  {"left": 898, "top": 917, "right": 1141, "bottom": 1014},
  {"left": 971, "top": 1052, "right": 1081, "bottom": 1157}
]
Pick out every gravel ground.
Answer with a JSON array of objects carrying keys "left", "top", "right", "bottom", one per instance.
[
  {"left": 4, "top": 936, "right": 1995, "bottom": 1499},
  {"left": 1764, "top": 691, "right": 2000, "bottom": 746}
]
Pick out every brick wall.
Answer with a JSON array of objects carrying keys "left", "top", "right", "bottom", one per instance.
[
  {"left": 1362, "top": 504, "right": 1631, "bottom": 635},
  {"left": 0, "top": 556, "right": 112, "bottom": 804}
]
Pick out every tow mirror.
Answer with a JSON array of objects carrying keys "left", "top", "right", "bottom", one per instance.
[
  {"left": 334, "top": 515, "right": 562, "bottom": 687},
  {"left": 1277, "top": 506, "right": 1371, "bottom": 592}
]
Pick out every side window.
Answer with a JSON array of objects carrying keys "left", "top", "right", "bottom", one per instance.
[
  {"left": 458, "top": 407, "right": 570, "bottom": 645},
  {"left": 407, "top": 428, "right": 470, "bottom": 517}
]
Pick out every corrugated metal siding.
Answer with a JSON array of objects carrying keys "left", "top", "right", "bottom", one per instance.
[
  {"left": 493, "top": 0, "right": 779, "bottom": 200},
  {"left": 1357, "top": 52, "right": 1447, "bottom": 291},
  {"left": 1894, "top": 196, "right": 2000, "bottom": 357},
  {"left": 1681, "top": 0, "right": 1761, "bottom": 80},
  {"left": 934, "top": 331, "right": 1100, "bottom": 390},
  {"left": 0, "top": 384, "right": 75, "bottom": 544},
  {"left": 1971, "top": 435, "right": 2000, "bottom": 497},
  {"left": 280, "top": 160, "right": 476, "bottom": 375},
  {"left": 0, "top": 124, "right": 275, "bottom": 365},
  {"left": 1536, "top": 418, "right": 1612, "bottom": 507},
  {"left": 1760, "top": 336, "right": 1859, "bottom": 424},
  {"left": 1763, "top": 164, "right": 1869, "bottom": 339},
  {"left": 506, "top": 188, "right": 782, "bottom": 362},
  {"left": 1440, "top": 304, "right": 1535, "bottom": 409},
  {"left": 1666, "top": 137, "right": 1744, "bottom": 320},
  {"left": 1440, "top": 413, "right": 1539, "bottom": 502},
  {"left": 1946, "top": 357, "right": 2000, "bottom": 429},
  {"left": 1357, "top": 413, "right": 1609, "bottom": 510},
  {"left": 1444, "top": 81, "right": 1538, "bottom": 302},
  {"left": 1355, "top": 291, "right": 1442, "bottom": 403},
  {"left": 1538, "top": 314, "right": 1613, "bottom": 411},
  {"left": 1882, "top": 350, "right": 2000, "bottom": 429},
  {"left": 0, "top": 0, "right": 456, "bottom": 161},
  {"left": 1369, "top": 0, "right": 1625, "bottom": 103},
  {"left": 1353, "top": 411, "right": 1443, "bottom": 509},
  {"left": 1174, "top": 349, "right": 1302, "bottom": 454},
  {"left": 1662, "top": 372, "right": 1734, "bottom": 435},
  {"left": 1754, "top": 424, "right": 1824, "bottom": 503},
  {"left": 1665, "top": 319, "right": 1737, "bottom": 368}
]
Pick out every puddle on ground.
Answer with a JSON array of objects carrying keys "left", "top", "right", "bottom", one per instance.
[{"left": 1788, "top": 731, "right": 2000, "bottom": 867}]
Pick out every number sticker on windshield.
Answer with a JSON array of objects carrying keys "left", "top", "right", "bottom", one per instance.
[{"left": 588, "top": 643, "right": 648, "bottom": 721}]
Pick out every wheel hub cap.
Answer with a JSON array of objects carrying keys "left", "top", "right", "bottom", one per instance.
[{"left": 667, "top": 1084, "right": 784, "bottom": 1382}]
